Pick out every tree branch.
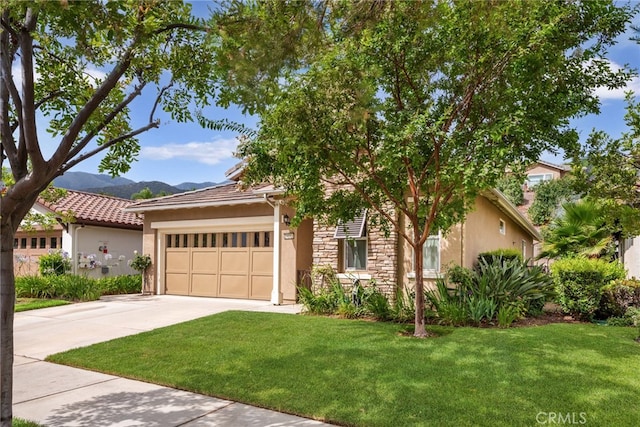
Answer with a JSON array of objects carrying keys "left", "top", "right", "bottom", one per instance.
[
  {"left": 20, "top": 7, "right": 46, "bottom": 175},
  {"left": 64, "top": 81, "right": 148, "bottom": 162},
  {"left": 59, "top": 121, "right": 159, "bottom": 174}
]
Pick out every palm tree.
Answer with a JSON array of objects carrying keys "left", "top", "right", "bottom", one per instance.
[{"left": 537, "top": 200, "right": 613, "bottom": 260}]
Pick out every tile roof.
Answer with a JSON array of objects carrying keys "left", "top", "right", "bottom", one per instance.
[
  {"left": 126, "top": 182, "right": 279, "bottom": 212},
  {"left": 39, "top": 190, "right": 143, "bottom": 229}
]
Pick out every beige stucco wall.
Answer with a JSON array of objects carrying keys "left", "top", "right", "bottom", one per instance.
[
  {"left": 463, "top": 195, "right": 534, "bottom": 266},
  {"left": 397, "top": 195, "right": 535, "bottom": 293}
]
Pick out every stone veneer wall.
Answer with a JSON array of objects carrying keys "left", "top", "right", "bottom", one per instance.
[{"left": 312, "top": 219, "right": 398, "bottom": 298}]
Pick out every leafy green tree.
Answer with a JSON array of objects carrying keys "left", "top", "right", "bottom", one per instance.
[
  {"left": 569, "top": 96, "right": 640, "bottom": 237},
  {"left": 497, "top": 175, "right": 525, "bottom": 207},
  {"left": 0, "top": 2, "right": 217, "bottom": 423},
  {"left": 528, "top": 177, "right": 575, "bottom": 226},
  {"left": 214, "top": 0, "right": 634, "bottom": 337},
  {"left": 131, "top": 187, "right": 154, "bottom": 200},
  {"left": 538, "top": 200, "right": 615, "bottom": 260}
]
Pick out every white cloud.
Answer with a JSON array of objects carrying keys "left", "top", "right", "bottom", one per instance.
[
  {"left": 592, "top": 59, "right": 640, "bottom": 100},
  {"left": 141, "top": 137, "right": 240, "bottom": 165},
  {"left": 12, "top": 64, "right": 107, "bottom": 88}
]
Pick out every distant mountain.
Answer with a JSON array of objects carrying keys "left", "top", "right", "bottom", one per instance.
[
  {"left": 83, "top": 181, "right": 183, "bottom": 199},
  {"left": 53, "top": 171, "right": 220, "bottom": 199},
  {"left": 53, "top": 172, "right": 134, "bottom": 190},
  {"left": 175, "top": 181, "right": 217, "bottom": 191}
]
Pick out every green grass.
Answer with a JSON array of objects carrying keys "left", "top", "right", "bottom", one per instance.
[
  {"left": 47, "top": 311, "right": 640, "bottom": 427},
  {"left": 15, "top": 298, "right": 70, "bottom": 312},
  {"left": 14, "top": 418, "right": 43, "bottom": 427}
]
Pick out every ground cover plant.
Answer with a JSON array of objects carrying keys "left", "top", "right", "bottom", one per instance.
[{"left": 48, "top": 311, "right": 640, "bottom": 427}]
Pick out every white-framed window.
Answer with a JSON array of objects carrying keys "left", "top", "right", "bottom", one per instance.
[
  {"left": 335, "top": 210, "right": 368, "bottom": 271},
  {"left": 499, "top": 219, "right": 506, "bottom": 235},
  {"left": 526, "top": 173, "right": 553, "bottom": 187},
  {"left": 344, "top": 238, "right": 368, "bottom": 270},
  {"left": 521, "top": 239, "right": 527, "bottom": 259}
]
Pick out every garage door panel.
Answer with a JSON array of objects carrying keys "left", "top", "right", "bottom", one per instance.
[
  {"left": 166, "top": 273, "right": 189, "bottom": 295},
  {"left": 250, "top": 275, "right": 272, "bottom": 300},
  {"left": 191, "top": 273, "right": 218, "bottom": 297},
  {"left": 192, "top": 249, "right": 218, "bottom": 272},
  {"left": 166, "top": 249, "right": 189, "bottom": 272},
  {"left": 219, "top": 274, "right": 249, "bottom": 298},
  {"left": 251, "top": 250, "right": 273, "bottom": 274},
  {"left": 220, "top": 249, "right": 250, "bottom": 272}
]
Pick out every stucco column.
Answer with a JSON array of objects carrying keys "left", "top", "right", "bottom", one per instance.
[{"left": 271, "top": 202, "right": 283, "bottom": 304}]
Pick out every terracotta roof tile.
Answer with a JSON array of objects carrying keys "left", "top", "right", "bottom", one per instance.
[
  {"left": 126, "top": 182, "right": 276, "bottom": 212},
  {"left": 39, "top": 190, "right": 142, "bottom": 229}
]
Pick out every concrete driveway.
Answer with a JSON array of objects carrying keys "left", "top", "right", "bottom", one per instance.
[{"left": 13, "top": 294, "right": 330, "bottom": 426}]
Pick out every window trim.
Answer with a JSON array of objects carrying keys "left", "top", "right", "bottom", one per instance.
[{"left": 499, "top": 219, "right": 506, "bottom": 235}]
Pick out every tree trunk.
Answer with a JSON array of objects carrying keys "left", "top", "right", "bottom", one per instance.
[
  {"left": 0, "top": 224, "right": 15, "bottom": 427},
  {"left": 413, "top": 235, "right": 427, "bottom": 337}
]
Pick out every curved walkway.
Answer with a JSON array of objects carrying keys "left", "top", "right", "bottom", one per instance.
[{"left": 14, "top": 294, "right": 332, "bottom": 426}]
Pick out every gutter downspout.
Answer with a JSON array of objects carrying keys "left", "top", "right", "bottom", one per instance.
[{"left": 264, "top": 195, "right": 283, "bottom": 305}]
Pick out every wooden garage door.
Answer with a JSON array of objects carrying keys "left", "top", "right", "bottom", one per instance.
[{"left": 165, "top": 232, "right": 273, "bottom": 300}]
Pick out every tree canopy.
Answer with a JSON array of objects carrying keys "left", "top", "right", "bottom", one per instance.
[
  {"left": 214, "top": 0, "right": 635, "bottom": 336},
  {"left": 0, "top": 1, "right": 218, "bottom": 424},
  {"left": 569, "top": 95, "right": 640, "bottom": 237}
]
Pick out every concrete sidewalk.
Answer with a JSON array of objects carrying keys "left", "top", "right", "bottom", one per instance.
[{"left": 13, "top": 295, "right": 332, "bottom": 426}]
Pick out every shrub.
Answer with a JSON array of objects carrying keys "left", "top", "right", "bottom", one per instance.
[
  {"left": 477, "top": 249, "right": 524, "bottom": 265},
  {"left": 551, "top": 257, "right": 626, "bottom": 320},
  {"left": 598, "top": 279, "right": 640, "bottom": 319},
  {"left": 390, "top": 291, "right": 415, "bottom": 323},
  {"left": 428, "top": 258, "right": 554, "bottom": 325},
  {"left": 38, "top": 250, "right": 71, "bottom": 276},
  {"left": 49, "top": 274, "right": 102, "bottom": 301},
  {"left": 497, "top": 301, "right": 525, "bottom": 328},
  {"left": 16, "top": 275, "right": 54, "bottom": 299},
  {"left": 15, "top": 274, "right": 142, "bottom": 301},
  {"left": 426, "top": 279, "right": 469, "bottom": 326},
  {"left": 97, "top": 275, "right": 142, "bottom": 295},
  {"left": 297, "top": 281, "right": 349, "bottom": 315},
  {"left": 472, "top": 256, "right": 554, "bottom": 313},
  {"left": 362, "top": 287, "right": 392, "bottom": 320}
]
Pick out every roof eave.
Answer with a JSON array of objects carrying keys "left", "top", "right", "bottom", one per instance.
[{"left": 125, "top": 197, "right": 270, "bottom": 213}]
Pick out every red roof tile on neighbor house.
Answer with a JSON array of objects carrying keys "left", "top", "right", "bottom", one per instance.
[{"left": 39, "top": 190, "right": 143, "bottom": 229}]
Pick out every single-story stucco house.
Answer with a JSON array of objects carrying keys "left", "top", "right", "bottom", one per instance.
[
  {"left": 126, "top": 170, "right": 541, "bottom": 304},
  {"left": 14, "top": 190, "right": 143, "bottom": 278}
]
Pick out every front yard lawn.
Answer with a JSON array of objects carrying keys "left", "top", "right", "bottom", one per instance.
[
  {"left": 16, "top": 298, "right": 70, "bottom": 312},
  {"left": 47, "top": 311, "right": 640, "bottom": 427}
]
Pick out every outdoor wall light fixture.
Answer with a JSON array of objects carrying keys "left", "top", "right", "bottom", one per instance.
[{"left": 283, "top": 214, "right": 291, "bottom": 227}]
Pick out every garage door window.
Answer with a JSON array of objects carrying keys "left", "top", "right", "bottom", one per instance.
[{"left": 167, "top": 232, "right": 271, "bottom": 249}]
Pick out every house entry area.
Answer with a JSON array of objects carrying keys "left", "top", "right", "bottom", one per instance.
[{"left": 164, "top": 231, "right": 273, "bottom": 300}]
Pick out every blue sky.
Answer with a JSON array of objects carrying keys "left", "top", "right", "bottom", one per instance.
[{"left": 64, "top": 2, "right": 640, "bottom": 186}]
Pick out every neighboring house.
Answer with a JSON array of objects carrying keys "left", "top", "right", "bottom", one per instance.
[
  {"left": 524, "top": 160, "right": 570, "bottom": 190},
  {"left": 126, "top": 170, "right": 540, "bottom": 303},
  {"left": 14, "top": 190, "right": 143, "bottom": 278}
]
